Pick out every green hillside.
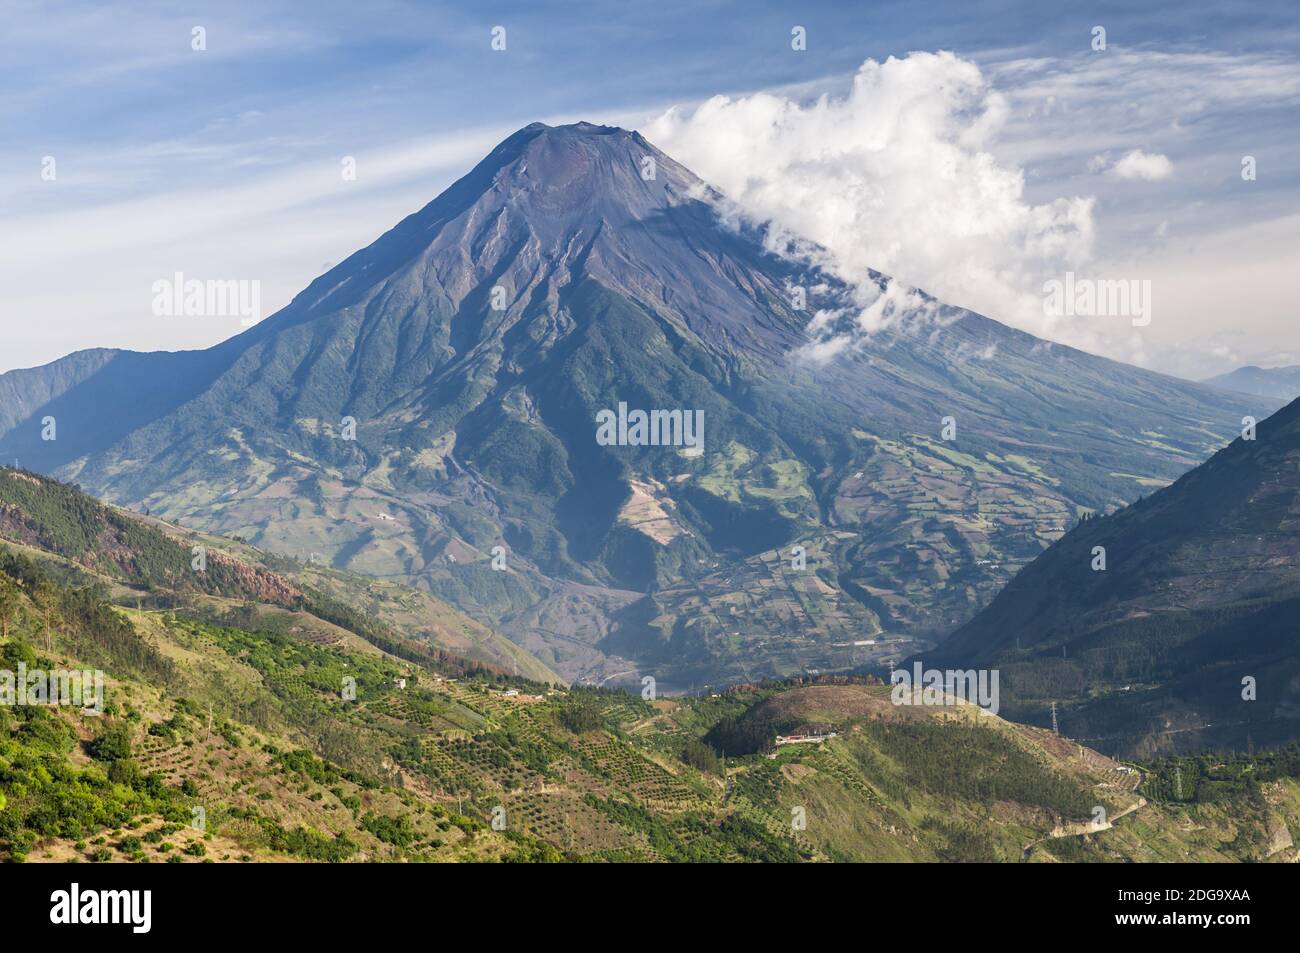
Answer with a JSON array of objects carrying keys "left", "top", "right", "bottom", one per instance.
[
  {"left": 927, "top": 397, "right": 1300, "bottom": 757},
  {"left": 0, "top": 466, "right": 559, "bottom": 684},
  {"left": 3, "top": 502, "right": 1299, "bottom": 862}
]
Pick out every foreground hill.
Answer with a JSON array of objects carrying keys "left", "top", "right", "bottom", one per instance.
[
  {"left": 0, "top": 122, "right": 1276, "bottom": 688},
  {"left": 2, "top": 473, "right": 1296, "bottom": 862},
  {"left": 4, "top": 576, "right": 1297, "bottom": 863},
  {"left": 927, "top": 397, "right": 1300, "bottom": 757}
]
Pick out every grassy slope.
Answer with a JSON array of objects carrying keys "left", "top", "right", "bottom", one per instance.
[{"left": 0, "top": 466, "right": 559, "bottom": 684}]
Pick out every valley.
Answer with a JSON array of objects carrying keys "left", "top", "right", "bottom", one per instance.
[{"left": 927, "top": 393, "right": 1300, "bottom": 757}]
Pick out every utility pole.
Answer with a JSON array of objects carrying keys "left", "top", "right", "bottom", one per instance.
[{"left": 1050, "top": 702, "right": 1059, "bottom": 735}]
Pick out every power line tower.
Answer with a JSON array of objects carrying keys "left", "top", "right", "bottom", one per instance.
[{"left": 1050, "top": 701, "right": 1059, "bottom": 735}]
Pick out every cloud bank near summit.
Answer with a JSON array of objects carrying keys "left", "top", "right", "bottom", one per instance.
[{"left": 645, "top": 52, "right": 1096, "bottom": 353}]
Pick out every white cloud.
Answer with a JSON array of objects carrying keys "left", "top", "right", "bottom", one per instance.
[
  {"left": 794, "top": 279, "right": 948, "bottom": 364},
  {"left": 1086, "top": 153, "right": 1113, "bottom": 174},
  {"left": 644, "top": 52, "right": 1096, "bottom": 346},
  {"left": 1085, "top": 148, "right": 1174, "bottom": 181},
  {"left": 1110, "top": 149, "right": 1174, "bottom": 181},
  {"left": 645, "top": 48, "right": 1300, "bottom": 377}
]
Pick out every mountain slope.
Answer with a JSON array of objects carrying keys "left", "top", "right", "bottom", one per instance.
[
  {"left": 0, "top": 466, "right": 558, "bottom": 682},
  {"left": 0, "top": 122, "right": 1279, "bottom": 687},
  {"left": 926, "top": 397, "right": 1300, "bottom": 756},
  {"left": 1205, "top": 364, "right": 1300, "bottom": 401}
]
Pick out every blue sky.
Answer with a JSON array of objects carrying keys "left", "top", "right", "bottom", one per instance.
[{"left": 2, "top": 0, "right": 1298, "bottom": 377}]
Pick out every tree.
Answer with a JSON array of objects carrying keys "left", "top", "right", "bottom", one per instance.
[
  {"left": 558, "top": 701, "right": 603, "bottom": 734},
  {"left": 88, "top": 721, "right": 133, "bottom": 763},
  {"left": 32, "top": 580, "right": 58, "bottom": 652},
  {"left": 681, "top": 737, "right": 721, "bottom": 774},
  {"left": 0, "top": 576, "right": 20, "bottom": 639}
]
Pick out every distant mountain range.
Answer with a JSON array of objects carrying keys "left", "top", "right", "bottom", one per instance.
[
  {"left": 1204, "top": 365, "right": 1300, "bottom": 401},
  {"left": 0, "top": 121, "right": 1280, "bottom": 688},
  {"left": 927, "top": 395, "right": 1300, "bottom": 757}
]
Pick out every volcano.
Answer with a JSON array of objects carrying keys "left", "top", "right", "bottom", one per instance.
[{"left": 0, "top": 121, "right": 1273, "bottom": 687}]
